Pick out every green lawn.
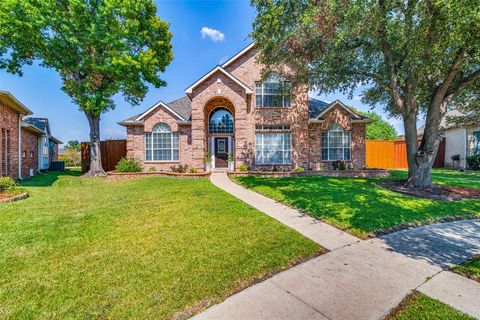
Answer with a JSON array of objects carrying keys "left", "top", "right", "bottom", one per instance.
[
  {"left": 0, "top": 170, "right": 322, "bottom": 319},
  {"left": 390, "top": 169, "right": 480, "bottom": 189},
  {"left": 387, "top": 292, "right": 475, "bottom": 320},
  {"left": 452, "top": 256, "right": 480, "bottom": 282},
  {"left": 232, "top": 170, "right": 480, "bottom": 238}
]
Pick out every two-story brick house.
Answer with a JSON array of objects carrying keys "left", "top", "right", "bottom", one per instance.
[{"left": 120, "top": 43, "right": 372, "bottom": 171}]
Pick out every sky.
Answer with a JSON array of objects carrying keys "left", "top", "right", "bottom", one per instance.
[{"left": 0, "top": 0, "right": 409, "bottom": 144}]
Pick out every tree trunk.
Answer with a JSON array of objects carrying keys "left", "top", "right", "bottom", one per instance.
[{"left": 84, "top": 112, "right": 106, "bottom": 177}]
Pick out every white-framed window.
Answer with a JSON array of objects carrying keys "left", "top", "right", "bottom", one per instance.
[
  {"left": 321, "top": 123, "right": 351, "bottom": 161},
  {"left": 473, "top": 131, "right": 480, "bottom": 155},
  {"left": 255, "top": 132, "right": 291, "bottom": 164},
  {"left": 255, "top": 74, "right": 291, "bottom": 108},
  {"left": 145, "top": 123, "right": 179, "bottom": 162}
]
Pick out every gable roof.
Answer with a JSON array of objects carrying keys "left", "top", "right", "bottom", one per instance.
[
  {"left": 221, "top": 42, "right": 256, "bottom": 68},
  {"left": 0, "top": 90, "right": 33, "bottom": 115},
  {"left": 185, "top": 66, "right": 253, "bottom": 96},
  {"left": 119, "top": 97, "right": 193, "bottom": 126},
  {"left": 309, "top": 100, "right": 372, "bottom": 123},
  {"left": 23, "top": 117, "right": 51, "bottom": 135},
  {"left": 308, "top": 98, "right": 329, "bottom": 119}
]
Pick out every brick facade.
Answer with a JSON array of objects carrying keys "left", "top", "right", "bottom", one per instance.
[
  {"left": 123, "top": 45, "right": 368, "bottom": 171},
  {"left": 21, "top": 128, "right": 39, "bottom": 178},
  {"left": 0, "top": 100, "right": 20, "bottom": 180}
]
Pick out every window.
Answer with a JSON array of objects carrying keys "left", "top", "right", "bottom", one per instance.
[
  {"left": 1, "top": 129, "right": 10, "bottom": 176},
  {"left": 30, "top": 151, "right": 35, "bottom": 159},
  {"left": 255, "top": 125, "right": 290, "bottom": 131},
  {"left": 22, "top": 151, "right": 26, "bottom": 158},
  {"left": 321, "top": 123, "right": 351, "bottom": 161},
  {"left": 473, "top": 131, "right": 480, "bottom": 155},
  {"left": 209, "top": 108, "right": 234, "bottom": 134},
  {"left": 255, "top": 133, "right": 291, "bottom": 164},
  {"left": 255, "top": 74, "right": 291, "bottom": 108},
  {"left": 145, "top": 123, "right": 179, "bottom": 162}
]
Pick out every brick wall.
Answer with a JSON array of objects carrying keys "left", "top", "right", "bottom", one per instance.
[
  {"left": 21, "top": 128, "right": 39, "bottom": 178},
  {"left": 0, "top": 101, "right": 20, "bottom": 180}
]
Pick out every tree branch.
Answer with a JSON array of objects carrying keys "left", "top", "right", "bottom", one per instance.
[{"left": 445, "top": 68, "right": 480, "bottom": 103}]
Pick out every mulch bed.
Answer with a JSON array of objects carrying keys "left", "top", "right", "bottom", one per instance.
[
  {"left": 0, "top": 191, "right": 29, "bottom": 203},
  {"left": 380, "top": 180, "right": 480, "bottom": 201}
]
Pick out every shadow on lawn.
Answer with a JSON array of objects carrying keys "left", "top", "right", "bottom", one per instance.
[
  {"left": 20, "top": 170, "right": 82, "bottom": 187},
  {"left": 235, "top": 176, "right": 480, "bottom": 237}
]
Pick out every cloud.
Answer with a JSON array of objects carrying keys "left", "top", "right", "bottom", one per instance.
[{"left": 200, "top": 27, "right": 225, "bottom": 42}]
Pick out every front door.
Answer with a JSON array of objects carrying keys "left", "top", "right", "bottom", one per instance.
[{"left": 214, "top": 138, "right": 228, "bottom": 168}]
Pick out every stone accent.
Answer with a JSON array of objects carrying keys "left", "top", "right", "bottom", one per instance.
[
  {"left": 0, "top": 100, "right": 20, "bottom": 180},
  {"left": 21, "top": 128, "right": 39, "bottom": 178},
  {"left": 228, "top": 169, "right": 389, "bottom": 179},
  {"left": 107, "top": 170, "right": 209, "bottom": 181}
]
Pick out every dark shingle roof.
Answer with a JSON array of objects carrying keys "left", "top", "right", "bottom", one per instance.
[
  {"left": 23, "top": 117, "right": 49, "bottom": 133},
  {"left": 308, "top": 98, "right": 329, "bottom": 119},
  {"left": 167, "top": 96, "right": 192, "bottom": 121}
]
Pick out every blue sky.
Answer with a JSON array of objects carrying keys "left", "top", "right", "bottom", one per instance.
[{"left": 0, "top": 0, "right": 407, "bottom": 143}]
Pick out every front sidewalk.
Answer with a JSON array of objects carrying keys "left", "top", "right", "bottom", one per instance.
[{"left": 193, "top": 172, "right": 480, "bottom": 320}]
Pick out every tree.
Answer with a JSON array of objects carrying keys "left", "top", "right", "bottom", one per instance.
[
  {"left": 65, "top": 140, "right": 81, "bottom": 152},
  {"left": 251, "top": 0, "right": 480, "bottom": 187},
  {"left": 62, "top": 147, "right": 81, "bottom": 167},
  {"left": 0, "top": 0, "right": 173, "bottom": 176},
  {"left": 357, "top": 110, "right": 397, "bottom": 140}
]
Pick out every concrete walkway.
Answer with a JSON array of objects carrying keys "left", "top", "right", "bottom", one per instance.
[{"left": 194, "top": 172, "right": 480, "bottom": 320}]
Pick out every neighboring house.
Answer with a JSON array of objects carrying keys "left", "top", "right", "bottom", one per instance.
[
  {"left": 0, "top": 90, "right": 63, "bottom": 180},
  {"left": 442, "top": 110, "right": 480, "bottom": 169},
  {"left": 120, "top": 43, "right": 372, "bottom": 171}
]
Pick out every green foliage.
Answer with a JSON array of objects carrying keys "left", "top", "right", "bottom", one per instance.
[
  {"left": 332, "top": 160, "right": 346, "bottom": 171},
  {"left": 0, "top": 177, "right": 17, "bottom": 192},
  {"left": 293, "top": 166, "right": 305, "bottom": 172},
  {"left": 204, "top": 152, "right": 212, "bottom": 164},
  {"left": 467, "top": 154, "right": 480, "bottom": 170},
  {"left": 65, "top": 140, "right": 80, "bottom": 152},
  {"left": 189, "top": 167, "right": 198, "bottom": 173},
  {"left": 115, "top": 157, "right": 142, "bottom": 173},
  {"left": 233, "top": 169, "right": 480, "bottom": 238},
  {"left": 1, "top": 170, "right": 320, "bottom": 318},
  {"left": 358, "top": 110, "right": 397, "bottom": 140},
  {"left": 239, "top": 163, "right": 248, "bottom": 172},
  {"left": 228, "top": 153, "right": 234, "bottom": 162},
  {"left": 451, "top": 256, "right": 480, "bottom": 283},
  {"left": 170, "top": 164, "right": 189, "bottom": 173}
]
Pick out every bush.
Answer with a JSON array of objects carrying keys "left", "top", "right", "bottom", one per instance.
[
  {"left": 293, "top": 166, "right": 305, "bottom": 172},
  {"left": 332, "top": 160, "right": 346, "bottom": 170},
  {"left": 467, "top": 154, "right": 480, "bottom": 170},
  {"left": 0, "top": 177, "right": 17, "bottom": 192},
  {"left": 228, "top": 153, "right": 234, "bottom": 162},
  {"left": 189, "top": 167, "right": 198, "bottom": 173},
  {"left": 115, "top": 157, "right": 142, "bottom": 173},
  {"left": 239, "top": 163, "right": 248, "bottom": 172},
  {"left": 171, "top": 164, "right": 189, "bottom": 173}
]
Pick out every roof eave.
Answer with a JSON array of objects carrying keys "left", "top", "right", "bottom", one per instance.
[
  {"left": 184, "top": 66, "right": 253, "bottom": 96},
  {"left": 49, "top": 136, "right": 63, "bottom": 144},
  {"left": 0, "top": 90, "right": 33, "bottom": 115},
  {"left": 118, "top": 120, "right": 144, "bottom": 127}
]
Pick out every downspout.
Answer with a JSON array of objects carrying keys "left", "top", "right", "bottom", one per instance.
[{"left": 18, "top": 115, "right": 22, "bottom": 179}]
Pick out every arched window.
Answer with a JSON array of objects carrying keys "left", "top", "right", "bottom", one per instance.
[
  {"left": 145, "top": 123, "right": 179, "bottom": 161},
  {"left": 321, "top": 123, "right": 351, "bottom": 161},
  {"left": 255, "top": 73, "right": 291, "bottom": 108},
  {"left": 209, "top": 108, "right": 234, "bottom": 134}
]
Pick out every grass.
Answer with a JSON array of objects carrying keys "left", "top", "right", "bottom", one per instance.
[
  {"left": 387, "top": 292, "right": 475, "bottom": 320},
  {"left": 232, "top": 169, "right": 480, "bottom": 238},
  {"left": 451, "top": 256, "right": 480, "bottom": 282},
  {"left": 390, "top": 169, "right": 480, "bottom": 189},
  {"left": 0, "top": 170, "right": 322, "bottom": 319}
]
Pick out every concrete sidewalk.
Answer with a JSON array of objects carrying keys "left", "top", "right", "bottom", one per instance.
[{"left": 194, "top": 172, "right": 480, "bottom": 320}]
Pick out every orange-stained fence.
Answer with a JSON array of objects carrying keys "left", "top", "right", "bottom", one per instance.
[{"left": 366, "top": 139, "right": 445, "bottom": 169}]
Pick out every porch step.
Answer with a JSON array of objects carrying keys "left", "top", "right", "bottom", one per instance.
[{"left": 212, "top": 168, "right": 228, "bottom": 173}]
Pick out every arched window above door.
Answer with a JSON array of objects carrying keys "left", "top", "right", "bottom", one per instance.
[{"left": 209, "top": 108, "right": 234, "bottom": 134}]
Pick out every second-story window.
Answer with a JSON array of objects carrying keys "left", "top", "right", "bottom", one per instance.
[{"left": 255, "top": 74, "right": 291, "bottom": 108}]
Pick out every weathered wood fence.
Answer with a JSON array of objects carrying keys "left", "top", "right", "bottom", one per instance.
[
  {"left": 81, "top": 140, "right": 127, "bottom": 173},
  {"left": 366, "top": 139, "right": 445, "bottom": 169}
]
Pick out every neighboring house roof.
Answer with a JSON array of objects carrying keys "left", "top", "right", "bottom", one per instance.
[
  {"left": 185, "top": 66, "right": 254, "bottom": 96},
  {"left": 23, "top": 117, "right": 51, "bottom": 135},
  {"left": 49, "top": 136, "right": 63, "bottom": 144},
  {"left": 21, "top": 121, "right": 44, "bottom": 136},
  {"left": 0, "top": 90, "right": 33, "bottom": 115}
]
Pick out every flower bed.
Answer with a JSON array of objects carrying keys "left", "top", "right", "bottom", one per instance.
[
  {"left": 228, "top": 169, "right": 390, "bottom": 178},
  {"left": 0, "top": 192, "right": 29, "bottom": 203},
  {"left": 107, "top": 171, "right": 210, "bottom": 181}
]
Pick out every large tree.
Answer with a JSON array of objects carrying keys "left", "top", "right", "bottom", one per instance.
[
  {"left": 251, "top": 0, "right": 480, "bottom": 187},
  {"left": 357, "top": 110, "right": 397, "bottom": 140},
  {"left": 0, "top": 0, "right": 173, "bottom": 176}
]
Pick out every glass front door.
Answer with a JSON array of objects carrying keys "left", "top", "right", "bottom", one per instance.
[{"left": 215, "top": 137, "right": 228, "bottom": 168}]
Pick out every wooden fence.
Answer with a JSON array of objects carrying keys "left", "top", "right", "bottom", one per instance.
[
  {"left": 81, "top": 140, "right": 127, "bottom": 173},
  {"left": 366, "top": 139, "right": 445, "bottom": 169}
]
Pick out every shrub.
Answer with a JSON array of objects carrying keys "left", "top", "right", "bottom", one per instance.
[
  {"left": 332, "top": 160, "right": 346, "bottom": 170},
  {"left": 0, "top": 177, "right": 17, "bottom": 192},
  {"left": 115, "top": 157, "right": 142, "bottom": 173},
  {"left": 467, "top": 154, "right": 480, "bottom": 170},
  {"left": 228, "top": 153, "right": 234, "bottom": 162},
  {"left": 171, "top": 164, "right": 189, "bottom": 173},
  {"left": 204, "top": 152, "right": 212, "bottom": 164},
  {"left": 189, "top": 167, "right": 198, "bottom": 173},
  {"left": 293, "top": 166, "right": 305, "bottom": 172},
  {"left": 239, "top": 163, "right": 248, "bottom": 172},
  {"left": 149, "top": 166, "right": 157, "bottom": 172}
]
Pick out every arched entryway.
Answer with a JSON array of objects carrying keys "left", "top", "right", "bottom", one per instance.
[{"left": 205, "top": 98, "right": 235, "bottom": 168}]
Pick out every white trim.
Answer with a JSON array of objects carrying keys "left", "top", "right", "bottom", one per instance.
[
  {"left": 221, "top": 43, "right": 256, "bottom": 68},
  {"left": 185, "top": 66, "right": 253, "bottom": 95},
  {"left": 136, "top": 101, "right": 186, "bottom": 122},
  {"left": 0, "top": 90, "right": 33, "bottom": 115},
  {"left": 18, "top": 116, "right": 22, "bottom": 179},
  {"left": 316, "top": 100, "right": 360, "bottom": 119}
]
